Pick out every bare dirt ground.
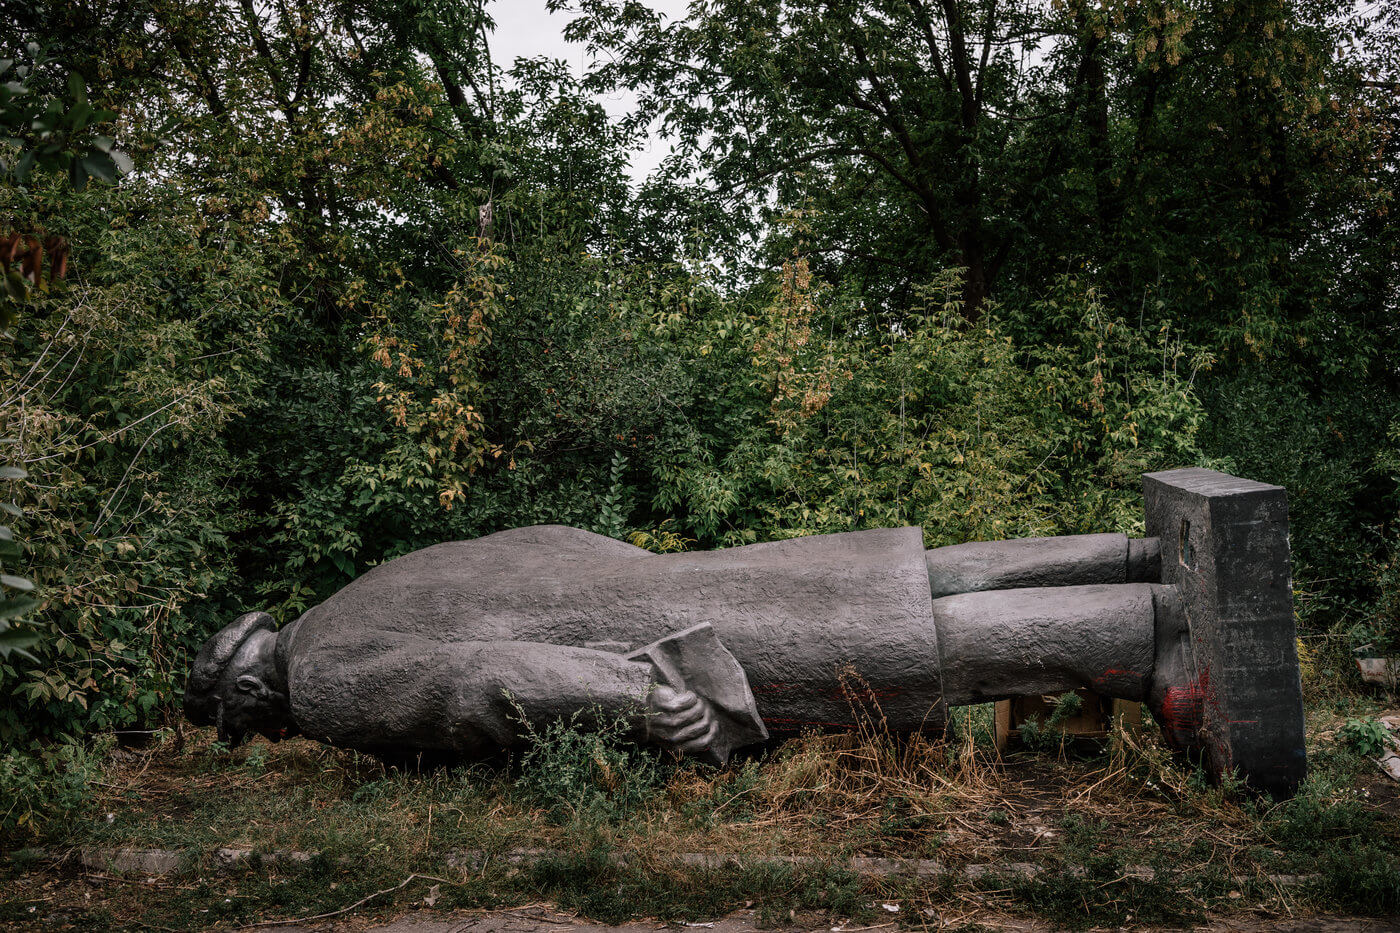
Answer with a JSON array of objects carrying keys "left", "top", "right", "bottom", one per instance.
[
  {"left": 275, "top": 905, "right": 1400, "bottom": 933},
  {"left": 6, "top": 705, "right": 1400, "bottom": 931}
]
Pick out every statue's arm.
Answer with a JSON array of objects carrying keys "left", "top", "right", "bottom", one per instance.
[
  {"left": 305, "top": 639, "right": 714, "bottom": 758},
  {"left": 456, "top": 640, "right": 657, "bottom": 750}
]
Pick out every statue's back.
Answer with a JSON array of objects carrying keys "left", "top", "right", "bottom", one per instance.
[{"left": 279, "top": 525, "right": 945, "bottom": 736}]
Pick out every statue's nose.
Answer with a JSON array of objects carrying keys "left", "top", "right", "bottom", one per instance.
[{"left": 214, "top": 700, "right": 245, "bottom": 747}]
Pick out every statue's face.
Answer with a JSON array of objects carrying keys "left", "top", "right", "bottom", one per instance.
[{"left": 215, "top": 642, "right": 297, "bottom": 747}]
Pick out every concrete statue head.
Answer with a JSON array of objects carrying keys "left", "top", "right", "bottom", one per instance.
[{"left": 183, "top": 611, "right": 296, "bottom": 747}]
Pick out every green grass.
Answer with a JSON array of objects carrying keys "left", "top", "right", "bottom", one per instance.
[{"left": 3, "top": 687, "right": 1398, "bottom": 931}]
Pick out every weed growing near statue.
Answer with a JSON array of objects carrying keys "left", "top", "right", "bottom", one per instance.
[
  {"left": 514, "top": 702, "right": 666, "bottom": 825},
  {"left": 5, "top": 693, "right": 1397, "bottom": 928},
  {"left": 1338, "top": 717, "right": 1392, "bottom": 758}
]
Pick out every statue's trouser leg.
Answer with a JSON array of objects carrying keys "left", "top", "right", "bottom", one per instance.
[
  {"left": 931, "top": 582, "right": 1171, "bottom": 706},
  {"left": 925, "top": 533, "right": 1161, "bottom": 599}
]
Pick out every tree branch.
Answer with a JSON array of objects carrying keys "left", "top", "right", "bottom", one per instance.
[
  {"left": 974, "top": 0, "right": 998, "bottom": 110},
  {"left": 905, "top": 0, "right": 952, "bottom": 89},
  {"left": 938, "top": 0, "right": 979, "bottom": 129},
  {"left": 290, "top": 3, "right": 315, "bottom": 108},
  {"left": 237, "top": 0, "right": 293, "bottom": 116},
  {"left": 847, "top": 35, "right": 929, "bottom": 181}
]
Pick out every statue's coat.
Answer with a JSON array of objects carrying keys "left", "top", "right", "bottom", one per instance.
[{"left": 276, "top": 525, "right": 942, "bottom": 752}]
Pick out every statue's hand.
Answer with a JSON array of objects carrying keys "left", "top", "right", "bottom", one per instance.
[{"left": 647, "top": 684, "right": 718, "bottom": 755}]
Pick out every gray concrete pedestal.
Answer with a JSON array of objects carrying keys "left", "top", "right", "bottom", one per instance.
[{"left": 1144, "top": 468, "right": 1306, "bottom": 797}]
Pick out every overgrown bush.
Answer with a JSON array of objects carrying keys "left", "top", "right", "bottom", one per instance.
[
  {"left": 1204, "top": 379, "right": 1399, "bottom": 630},
  {"left": 0, "top": 179, "right": 280, "bottom": 743},
  {"left": 0, "top": 736, "right": 106, "bottom": 838},
  {"left": 639, "top": 266, "right": 1210, "bottom": 550},
  {"left": 1338, "top": 718, "right": 1393, "bottom": 758},
  {"left": 1018, "top": 691, "right": 1085, "bottom": 754},
  {"left": 513, "top": 703, "right": 667, "bottom": 826}
]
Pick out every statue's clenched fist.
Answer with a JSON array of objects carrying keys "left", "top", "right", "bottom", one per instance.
[{"left": 646, "top": 684, "right": 718, "bottom": 754}]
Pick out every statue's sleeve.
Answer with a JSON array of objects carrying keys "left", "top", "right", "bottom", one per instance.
[{"left": 287, "top": 637, "right": 657, "bottom": 758}]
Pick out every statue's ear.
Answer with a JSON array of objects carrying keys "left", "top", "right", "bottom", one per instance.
[{"left": 236, "top": 674, "right": 262, "bottom": 695}]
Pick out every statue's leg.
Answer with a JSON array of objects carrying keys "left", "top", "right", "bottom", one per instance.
[
  {"left": 925, "top": 533, "right": 1161, "bottom": 598},
  {"left": 928, "top": 470, "right": 1306, "bottom": 798},
  {"left": 928, "top": 582, "right": 1223, "bottom": 770},
  {"left": 931, "top": 583, "right": 1162, "bottom": 705}
]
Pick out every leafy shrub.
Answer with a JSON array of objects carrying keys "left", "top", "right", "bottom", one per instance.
[
  {"left": 1264, "top": 785, "right": 1376, "bottom": 855},
  {"left": 0, "top": 736, "right": 106, "bottom": 838},
  {"left": 1198, "top": 376, "right": 1399, "bottom": 633},
  {"left": 513, "top": 703, "right": 666, "bottom": 825},
  {"left": 0, "top": 179, "right": 280, "bottom": 743},
  {"left": 649, "top": 268, "right": 1210, "bottom": 550},
  {"left": 1308, "top": 845, "right": 1400, "bottom": 915},
  {"left": 681, "top": 757, "right": 763, "bottom": 827},
  {"left": 1339, "top": 718, "right": 1393, "bottom": 758},
  {"left": 1363, "top": 506, "right": 1400, "bottom": 655},
  {"left": 1017, "top": 691, "right": 1084, "bottom": 754}
]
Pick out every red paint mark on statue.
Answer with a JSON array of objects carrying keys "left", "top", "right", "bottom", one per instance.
[
  {"left": 763, "top": 716, "right": 857, "bottom": 731},
  {"left": 1094, "top": 668, "right": 1143, "bottom": 691},
  {"left": 1159, "top": 669, "right": 1208, "bottom": 750}
]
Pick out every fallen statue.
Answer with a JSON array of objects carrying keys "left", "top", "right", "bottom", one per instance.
[{"left": 184, "top": 467, "right": 1307, "bottom": 797}]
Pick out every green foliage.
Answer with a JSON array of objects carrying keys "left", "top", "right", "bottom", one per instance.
[
  {"left": 0, "top": 47, "right": 128, "bottom": 193},
  {"left": 594, "top": 451, "right": 631, "bottom": 540},
  {"left": 1364, "top": 466, "right": 1400, "bottom": 654},
  {"left": 1004, "top": 863, "right": 1199, "bottom": 928},
  {"left": 0, "top": 178, "right": 280, "bottom": 740},
  {"left": 513, "top": 702, "right": 665, "bottom": 826},
  {"left": 0, "top": 40, "right": 129, "bottom": 662},
  {"left": 567, "top": 0, "right": 1396, "bottom": 352},
  {"left": 1019, "top": 691, "right": 1086, "bottom": 754},
  {"left": 0, "top": 454, "right": 35, "bottom": 660},
  {"left": 1338, "top": 718, "right": 1392, "bottom": 758},
  {"left": 0, "top": 736, "right": 105, "bottom": 837},
  {"left": 638, "top": 264, "right": 1208, "bottom": 550},
  {"left": 1200, "top": 375, "right": 1399, "bottom": 632},
  {"left": 527, "top": 847, "right": 867, "bottom": 926},
  {"left": 684, "top": 758, "right": 763, "bottom": 827},
  {"left": 1263, "top": 779, "right": 1376, "bottom": 856},
  {"left": 1306, "top": 845, "right": 1400, "bottom": 915}
]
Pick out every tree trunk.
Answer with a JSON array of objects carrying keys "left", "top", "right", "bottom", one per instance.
[{"left": 961, "top": 245, "right": 988, "bottom": 322}]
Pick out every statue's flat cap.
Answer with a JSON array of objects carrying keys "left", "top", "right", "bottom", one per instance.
[{"left": 183, "top": 611, "right": 275, "bottom": 725}]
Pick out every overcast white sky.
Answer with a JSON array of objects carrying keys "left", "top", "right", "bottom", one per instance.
[{"left": 489, "top": 0, "right": 692, "bottom": 184}]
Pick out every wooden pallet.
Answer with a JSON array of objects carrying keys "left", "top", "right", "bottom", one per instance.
[{"left": 993, "top": 689, "right": 1141, "bottom": 750}]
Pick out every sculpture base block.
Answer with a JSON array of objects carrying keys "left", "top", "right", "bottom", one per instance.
[{"left": 1144, "top": 467, "right": 1306, "bottom": 797}]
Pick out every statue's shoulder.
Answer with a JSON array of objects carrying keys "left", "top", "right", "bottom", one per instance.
[
  {"left": 342, "top": 525, "right": 650, "bottom": 589},
  {"left": 471, "top": 525, "right": 652, "bottom": 558},
  {"left": 283, "top": 526, "right": 652, "bottom": 650},
  {"left": 387, "top": 525, "right": 649, "bottom": 570}
]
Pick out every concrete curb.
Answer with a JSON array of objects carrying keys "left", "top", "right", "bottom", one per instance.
[{"left": 10, "top": 845, "right": 1321, "bottom": 889}]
